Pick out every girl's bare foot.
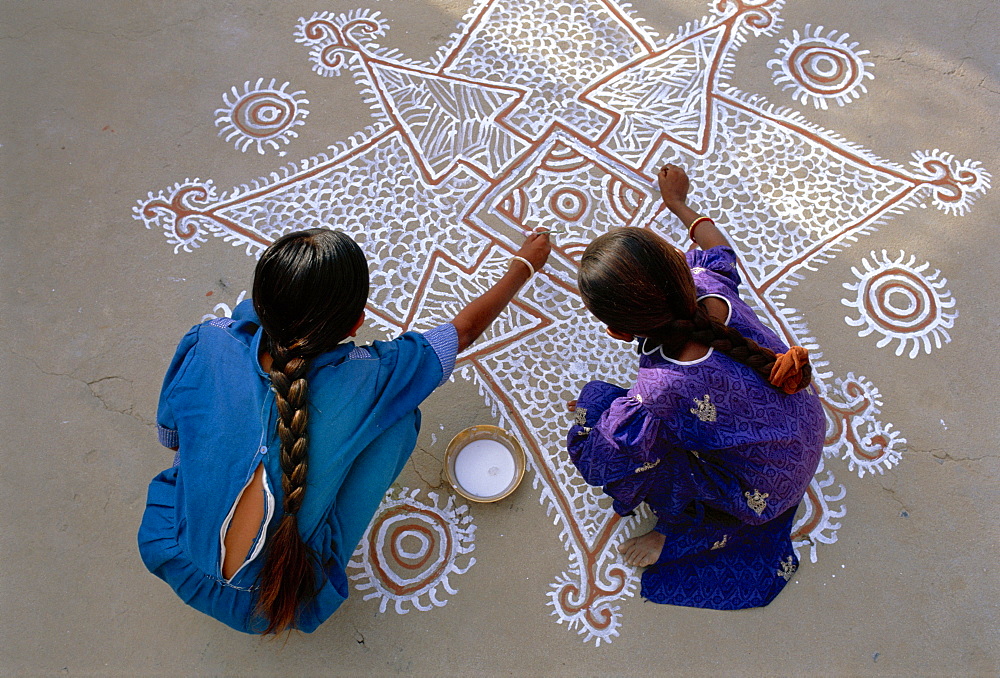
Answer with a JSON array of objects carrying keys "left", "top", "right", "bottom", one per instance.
[{"left": 617, "top": 530, "right": 666, "bottom": 567}]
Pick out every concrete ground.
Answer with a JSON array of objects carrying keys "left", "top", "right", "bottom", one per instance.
[{"left": 2, "top": 0, "right": 998, "bottom": 675}]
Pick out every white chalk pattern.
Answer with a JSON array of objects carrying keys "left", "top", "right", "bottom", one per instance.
[
  {"left": 842, "top": 250, "right": 957, "bottom": 359},
  {"left": 215, "top": 79, "right": 309, "bottom": 154},
  {"left": 138, "top": 0, "right": 991, "bottom": 644},
  {"left": 769, "top": 24, "right": 874, "bottom": 109},
  {"left": 348, "top": 488, "right": 477, "bottom": 614}
]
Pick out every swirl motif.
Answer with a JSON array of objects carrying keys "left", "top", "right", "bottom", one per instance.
[
  {"left": 547, "top": 556, "right": 633, "bottom": 647},
  {"left": 713, "top": 0, "right": 781, "bottom": 35},
  {"left": 232, "top": 92, "right": 296, "bottom": 139},
  {"left": 819, "top": 373, "right": 906, "bottom": 479},
  {"left": 492, "top": 135, "right": 646, "bottom": 270},
  {"left": 296, "top": 10, "right": 390, "bottom": 77},
  {"left": 910, "top": 149, "right": 992, "bottom": 216},
  {"left": 863, "top": 269, "right": 937, "bottom": 334},
  {"left": 139, "top": 180, "right": 220, "bottom": 251}
]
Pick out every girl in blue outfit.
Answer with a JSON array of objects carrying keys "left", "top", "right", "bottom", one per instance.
[
  {"left": 567, "top": 165, "right": 824, "bottom": 610},
  {"left": 139, "top": 228, "right": 550, "bottom": 634}
]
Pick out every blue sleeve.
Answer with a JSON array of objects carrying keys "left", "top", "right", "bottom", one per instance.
[
  {"left": 686, "top": 246, "right": 741, "bottom": 288},
  {"left": 155, "top": 326, "right": 200, "bottom": 449},
  {"left": 423, "top": 323, "right": 459, "bottom": 386}
]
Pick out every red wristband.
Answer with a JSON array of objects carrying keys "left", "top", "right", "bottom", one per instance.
[{"left": 688, "top": 216, "right": 714, "bottom": 241}]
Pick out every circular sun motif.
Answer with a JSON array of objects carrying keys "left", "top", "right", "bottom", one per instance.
[
  {"left": 347, "top": 488, "right": 476, "bottom": 614},
  {"left": 841, "top": 250, "right": 957, "bottom": 359},
  {"left": 768, "top": 24, "right": 873, "bottom": 109},
  {"left": 214, "top": 78, "right": 309, "bottom": 154}
]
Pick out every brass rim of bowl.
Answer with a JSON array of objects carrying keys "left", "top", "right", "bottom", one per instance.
[{"left": 443, "top": 425, "right": 526, "bottom": 503}]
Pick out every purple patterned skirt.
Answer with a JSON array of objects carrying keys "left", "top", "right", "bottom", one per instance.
[{"left": 641, "top": 504, "right": 799, "bottom": 609}]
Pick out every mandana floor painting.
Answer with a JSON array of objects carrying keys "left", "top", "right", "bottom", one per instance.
[{"left": 3, "top": 0, "right": 998, "bottom": 675}]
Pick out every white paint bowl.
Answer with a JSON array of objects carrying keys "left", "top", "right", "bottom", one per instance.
[{"left": 444, "top": 425, "right": 526, "bottom": 503}]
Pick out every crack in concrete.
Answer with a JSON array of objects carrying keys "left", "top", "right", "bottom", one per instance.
[
  {"left": 86, "top": 375, "right": 148, "bottom": 423},
  {"left": 929, "top": 450, "right": 991, "bottom": 463},
  {"left": 421, "top": 445, "right": 442, "bottom": 463},
  {"left": 12, "top": 349, "right": 154, "bottom": 427},
  {"left": 969, "top": 4, "right": 991, "bottom": 35},
  {"left": 874, "top": 52, "right": 979, "bottom": 81},
  {"left": 871, "top": 444, "right": 993, "bottom": 508},
  {"left": 896, "top": 444, "right": 993, "bottom": 464},
  {"left": 876, "top": 480, "right": 909, "bottom": 515},
  {"left": 411, "top": 446, "right": 443, "bottom": 488},
  {"left": 978, "top": 76, "right": 1000, "bottom": 94}
]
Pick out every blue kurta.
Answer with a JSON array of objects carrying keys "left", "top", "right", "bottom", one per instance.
[
  {"left": 567, "top": 247, "right": 824, "bottom": 609},
  {"left": 138, "top": 300, "right": 457, "bottom": 632}
]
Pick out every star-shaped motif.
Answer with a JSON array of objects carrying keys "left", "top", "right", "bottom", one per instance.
[{"left": 135, "top": 0, "right": 990, "bottom": 645}]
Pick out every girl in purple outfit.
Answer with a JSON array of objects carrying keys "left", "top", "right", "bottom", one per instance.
[{"left": 567, "top": 165, "right": 824, "bottom": 609}]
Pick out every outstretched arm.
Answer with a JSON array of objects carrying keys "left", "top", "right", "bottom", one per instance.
[
  {"left": 657, "top": 164, "right": 730, "bottom": 251},
  {"left": 451, "top": 232, "right": 551, "bottom": 352}
]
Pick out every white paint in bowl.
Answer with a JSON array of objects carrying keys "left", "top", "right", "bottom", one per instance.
[{"left": 453, "top": 438, "right": 517, "bottom": 498}]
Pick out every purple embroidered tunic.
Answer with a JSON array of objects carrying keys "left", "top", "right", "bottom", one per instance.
[{"left": 567, "top": 246, "right": 824, "bottom": 609}]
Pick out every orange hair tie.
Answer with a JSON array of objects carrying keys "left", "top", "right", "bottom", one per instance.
[{"left": 769, "top": 346, "right": 811, "bottom": 394}]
